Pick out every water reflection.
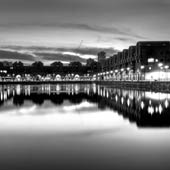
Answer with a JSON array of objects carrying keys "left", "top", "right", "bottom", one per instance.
[{"left": 0, "top": 84, "right": 170, "bottom": 127}]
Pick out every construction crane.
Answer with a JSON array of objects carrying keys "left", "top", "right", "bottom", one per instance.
[{"left": 76, "top": 40, "right": 83, "bottom": 56}]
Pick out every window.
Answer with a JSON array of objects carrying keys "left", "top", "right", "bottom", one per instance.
[{"left": 148, "top": 58, "right": 154, "bottom": 63}]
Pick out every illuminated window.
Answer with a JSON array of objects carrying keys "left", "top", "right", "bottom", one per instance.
[{"left": 148, "top": 58, "right": 154, "bottom": 63}]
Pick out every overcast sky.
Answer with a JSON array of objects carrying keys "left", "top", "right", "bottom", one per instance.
[{"left": 0, "top": 0, "right": 170, "bottom": 63}]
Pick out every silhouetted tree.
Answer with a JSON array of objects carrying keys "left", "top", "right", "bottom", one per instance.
[
  {"left": 89, "top": 61, "right": 101, "bottom": 73},
  {"left": 69, "top": 61, "right": 82, "bottom": 68},
  {"left": 32, "top": 61, "right": 44, "bottom": 75},
  {"left": 51, "top": 61, "right": 63, "bottom": 68},
  {"left": 12, "top": 61, "right": 24, "bottom": 75},
  {"left": 32, "top": 61, "right": 44, "bottom": 68},
  {"left": 13, "top": 61, "right": 24, "bottom": 68},
  {"left": 51, "top": 61, "right": 63, "bottom": 73},
  {"left": 0, "top": 62, "right": 4, "bottom": 69},
  {"left": 69, "top": 61, "right": 83, "bottom": 74}
]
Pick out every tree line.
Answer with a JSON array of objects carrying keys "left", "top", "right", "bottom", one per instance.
[{"left": 0, "top": 60, "right": 101, "bottom": 76}]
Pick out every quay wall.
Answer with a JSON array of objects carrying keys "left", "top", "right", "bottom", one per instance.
[
  {"left": 96, "top": 81, "right": 170, "bottom": 92},
  {"left": 1, "top": 80, "right": 170, "bottom": 92},
  {"left": 0, "top": 81, "right": 93, "bottom": 85}
]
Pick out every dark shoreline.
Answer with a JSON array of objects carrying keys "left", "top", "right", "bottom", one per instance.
[
  {"left": 0, "top": 81, "right": 93, "bottom": 85},
  {"left": 1, "top": 80, "right": 170, "bottom": 92},
  {"left": 96, "top": 81, "right": 170, "bottom": 92}
]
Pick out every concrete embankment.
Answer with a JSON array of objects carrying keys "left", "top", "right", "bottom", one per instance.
[
  {"left": 1, "top": 80, "right": 170, "bottom": 92},
  {"left": 96, "top": 81, "right": 170, "bottom": 92},
  {"left": 0, "top": 81, "right": 93, "bottom": 85}
]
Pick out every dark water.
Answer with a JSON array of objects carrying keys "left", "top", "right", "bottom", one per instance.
[{"left": 0, "top": 84, "right": 170, "bottom": 170}]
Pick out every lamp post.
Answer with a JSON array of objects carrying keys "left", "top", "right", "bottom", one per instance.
[
  {"left": 110, "top": 70, "right": 113, "bottom": 80},
  {"left": 164, "top": 65, "right": 169, "bottom": 81},
  {"left": 127, "top": 67, "right": 130, "bottom": 81},
  {"left": 158, "top": 63, "right": 163, "bottom": 81},
  {"left": 121, "top": 68, "right": 124, "bottom": 81},
  {"left": 140, "top": 65, "right": 145, "bottom": 81},
  {"left": 115, "top": 70, "right": 118, "bottom": 80}
]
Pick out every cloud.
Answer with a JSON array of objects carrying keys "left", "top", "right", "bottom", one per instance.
[
  {"left": 34, "top": 52, "right": 86, "bottom": 63},
  {"left": 114, "top": 37, "right": 134, "bottom": 42},
  {"left": 58, "top": 23, "right": 146, "bottom": 39},
  {"left": 0, "top": 48, "right": 87, "bottom": 64},
  {"left": 0, "top": 21, "right": 146, "bottom": 40},
  {"left": 0, "top": 45, "right": 118, "bottom": 64},
  {"left": 57, "top": 47, "right": 118, "bottom": 56},
  {"left": 0, "top": 50, "right": 35, "bottom": 62}
]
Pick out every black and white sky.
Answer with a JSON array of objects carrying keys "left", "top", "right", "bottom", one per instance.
[{"left": 0, "top": 0, "right": 170, "bottom": 64}]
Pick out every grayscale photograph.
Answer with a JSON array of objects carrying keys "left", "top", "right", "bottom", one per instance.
[{"left": 0, "top": 0, "right": 170, "bottom": 170}]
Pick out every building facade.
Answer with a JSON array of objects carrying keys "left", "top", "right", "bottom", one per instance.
[{"left": 97, "top": 41, "right": 170, "bottom": 81}]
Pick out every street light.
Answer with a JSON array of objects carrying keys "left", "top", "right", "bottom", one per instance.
[
  {"left": 165, "top": 65, "right": 169, "bottom": 69},
  {"left": 164, "top": 65, "right": 169, "bottom": 81},
  {"left": 141, "top": 65, "right": 145, "bottom": 69},
  {"left": 115, "top": 70, "right": 118, "bottom": 80},
  {"left": 127, "top": 67, "right": 130, "bottom": 80},
  {"left": 121, "top": 68, "right": 124, "bottom": 80},
  {"left": 158, "top": 63, "right": 164, "bottom": 81},
  {"left": 140, "top": 65, "right": 145, "bottom": 80},
  {"left": 158, "top": 63, "right": 163, "bottom": 67}
]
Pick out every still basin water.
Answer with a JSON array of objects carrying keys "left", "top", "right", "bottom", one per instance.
[{"left": 0, "top": 83, "right": 170, "bottom": 170}]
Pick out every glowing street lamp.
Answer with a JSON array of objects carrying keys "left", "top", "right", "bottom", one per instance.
[
  {"left": 120, "top": 68, "right": 124, "bottom": 80},
  {"left": 158, "top": 63, "right": 164, "bottom": 81},
  {"left": 164, "top": 65, "right": 169, "bottom": 69},
  {"left": 127, "top": 67, "right": 130, "bottom": 80},
  {"left": 158, "top": 63, "right": 163, "bottom": 67},
  {"left": 140, "top": 65, "right": 145, "bottom": 69},
  {"left": 140, "top": 65, "right": 145, "bottom": 80},
  {"left": 115, "top": 70, "right": 118, "bottom": 80},
  {"left": 164, "top": 65, "right": 169, "bottom": 80}
]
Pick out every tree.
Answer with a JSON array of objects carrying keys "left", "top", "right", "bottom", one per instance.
[
  {"left": 50, "top": 61, "right": 63, "bottom": 74},
  {"left": 68, "top": 61, "right": 83, "bottom": 74},
  {"left": 0, "top": 62, "right": 4, "bottom": 69},
  {"left": 13, "top": 61, "right": 24, "bottom": 75},
  {"left": 69, "top": 61, "right": 82, "bottom": 68},
  {"left": 32, "top": 61, "right": 44, "bottom": 68},
  {"left": 13, "top": 61, "right": 24, "bottom": 68},
  {"left": 89, "top": 61, "right": 101, "bottom": 73},
  {"left": 31, "top": 61, "right": 44, "bottom": 75},
  {"left": 51, "top": 61, "right": 63, "bottom": 68}
]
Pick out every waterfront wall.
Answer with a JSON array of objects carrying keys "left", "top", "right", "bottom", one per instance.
[
  {"left": 1, "top": 80, "right": 170, "bottom": 92},
  {"left": 96, "top": 81, "right": 170, "bottom": 92},
  {"left": 0, "top": 80, "right": 93, "bottom": 85}
]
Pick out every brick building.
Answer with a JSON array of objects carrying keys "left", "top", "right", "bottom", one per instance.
[{"left": 97, "top": 41, "right": 170, "bottom": 81}]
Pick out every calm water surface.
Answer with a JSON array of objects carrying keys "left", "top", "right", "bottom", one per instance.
[{"left": 0, "top": 84, "right": 170, "bottom": 170}]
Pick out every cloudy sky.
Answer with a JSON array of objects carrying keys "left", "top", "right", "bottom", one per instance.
[{"left": 0, "top": 0, "right": 170, "bottom": 64}]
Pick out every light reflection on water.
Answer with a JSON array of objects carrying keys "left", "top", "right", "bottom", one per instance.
[{"left": 0, "top": 84, "right": 170, "bottom": 170}]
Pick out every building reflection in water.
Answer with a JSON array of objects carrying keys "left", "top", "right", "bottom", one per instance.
[{"left": 0, "top": 84, "right": 170, "bottom": 127}]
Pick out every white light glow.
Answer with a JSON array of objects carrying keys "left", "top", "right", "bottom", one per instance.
[
  {"left": 148, "top": 58, "right": 154, "bottom": 63},
  {"left": 145, "top": 92, "right": 170, "bottom": 100},
  {"left": 145, "top": 71, "right": 170, "bottom": 81},
  {"left": 0, "top": 106, "right": 128, "bottom": 134},
  {"left": 158, "top": 63, "right": 163, "bottom": 67}
]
